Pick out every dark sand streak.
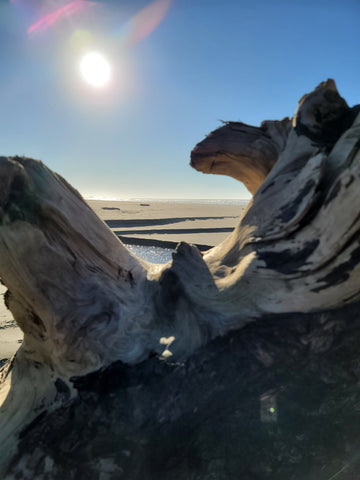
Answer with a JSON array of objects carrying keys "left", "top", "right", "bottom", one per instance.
[
  {"left": 105, "top": 216, "right": 236, "bottom": 228},
  {"left": 114, "top": 227, "right": 234, "bottom": 235}
]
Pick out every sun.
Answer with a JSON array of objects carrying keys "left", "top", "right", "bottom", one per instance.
[{"left": 80, "top": 52, "right": 111, "bottom": 87}]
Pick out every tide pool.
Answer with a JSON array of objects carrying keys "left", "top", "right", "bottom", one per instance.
[{"left": 126, "top": 244, "right": 173, "bottom": 264}]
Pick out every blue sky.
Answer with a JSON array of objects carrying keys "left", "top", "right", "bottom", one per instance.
[{"left": 1, "top": 0, "right": 359, "bottom": 200}]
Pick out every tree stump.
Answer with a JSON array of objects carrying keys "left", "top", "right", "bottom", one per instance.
[{"left": 1, "top": 79, "right": 360, "bottom": 479}]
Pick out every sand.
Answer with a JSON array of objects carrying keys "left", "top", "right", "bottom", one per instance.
[
  {"left": 0, "top": 285, "right": 23, "bottom": 364},
  {"left": 87, "top": 200, "right": 244, "bottom": 248},
  {"left": 0, "top": 199, "right": 247, "bottom": 363}
]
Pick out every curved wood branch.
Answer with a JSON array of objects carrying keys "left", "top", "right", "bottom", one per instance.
[
  {"left": 190, "top": 118, "right": 291, "bottom": 194},
  {"left": 1, "top": 79, "right": 360, "bottom": 477}
]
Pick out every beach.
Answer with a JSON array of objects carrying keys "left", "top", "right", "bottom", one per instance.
[
  {"left": 87, "top": 199, "right": 245, "bottom": 248},
  {"left": 0, "top": 199, "right": 246, "bottom": 364}
]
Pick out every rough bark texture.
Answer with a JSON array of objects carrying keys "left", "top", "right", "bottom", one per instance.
[
  {"left": 6, "top": 306, "right": 360, "bottom": 480},
  {"left": 1, "top": 79, "right": 360, "bottom": 479}
]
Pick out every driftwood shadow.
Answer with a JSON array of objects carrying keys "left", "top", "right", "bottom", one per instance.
[{"left": 7, "top": 303, "right": 360, "bottom": 480}]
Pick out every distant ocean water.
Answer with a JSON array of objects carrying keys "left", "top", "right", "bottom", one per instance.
[
  {"left": 127, "top": 244, "right": 173, "bottom": 264},
  {"left": 86, "top": 197, "right": 250, "bottom": 206}
]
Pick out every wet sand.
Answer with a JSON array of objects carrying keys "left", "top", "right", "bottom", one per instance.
[{"left": 0, "top": 199, "right": 247, "bottom": 362}]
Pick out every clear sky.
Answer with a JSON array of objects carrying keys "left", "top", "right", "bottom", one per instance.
[{"left": 1, "top": 0, "right": 359, "bottom": 200}]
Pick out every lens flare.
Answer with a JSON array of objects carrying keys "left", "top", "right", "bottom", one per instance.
[
  {"left": 112, "top": 0, "right": 172, "bottom": 48},
  {"left": 27, "top": 0, "right": 95, "bottom": 35},
  {"left": 129, "top": 0, "right": 171, "bottom": 44},
  {"left": 70, "top": 29, "right": 93, "bottom": 52}
]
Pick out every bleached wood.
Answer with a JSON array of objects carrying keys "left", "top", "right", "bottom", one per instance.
[
  {"left": 190, "top": 118, "right": 291, "bottom": 194},
  {"left": 1, "top": 79, "right": 360, "bottom": 476}
]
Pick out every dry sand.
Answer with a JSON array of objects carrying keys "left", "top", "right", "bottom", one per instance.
[
  {"left": 0, "top": 199, "right": 247, "bottom": 363},
  {"left": 0, "top": 285, "right": 23, "bottom": 364},
  {"left": 87, "top": 200, "right": 244, "bottom": 248}
]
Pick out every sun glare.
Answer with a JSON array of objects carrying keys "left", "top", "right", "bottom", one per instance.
[{"left": 80, "top": 52, "right": 111, "bottom": 87}]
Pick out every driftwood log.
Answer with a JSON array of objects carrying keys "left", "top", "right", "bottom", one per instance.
[{"left": 1, "top": 79, "right": 360, "bottom": 479}]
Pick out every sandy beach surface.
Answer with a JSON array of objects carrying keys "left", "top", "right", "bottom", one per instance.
[
  {"left": 87, "top": 199, "right": 244, "bottom": 248},
  {"left": 0, "top": 285, "right": 23, "bottom": 365},
  {"left": 0, "top": 199, "right": 247, "bottom": 363}
]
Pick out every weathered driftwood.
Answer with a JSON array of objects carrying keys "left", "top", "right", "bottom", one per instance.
[
  {"left": 1, "top": 79, "right": 360, "bottom": 478},
  {"left": 191, "top": 117, "right": 291, "bottom": 194}
]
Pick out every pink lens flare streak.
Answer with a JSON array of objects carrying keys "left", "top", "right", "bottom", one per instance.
[
  {"left": 129, "top": 0, "right": 172, "bottom": 45},
  {"left": 27, "top": 0, "right": 94, "bottom": 35}
]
